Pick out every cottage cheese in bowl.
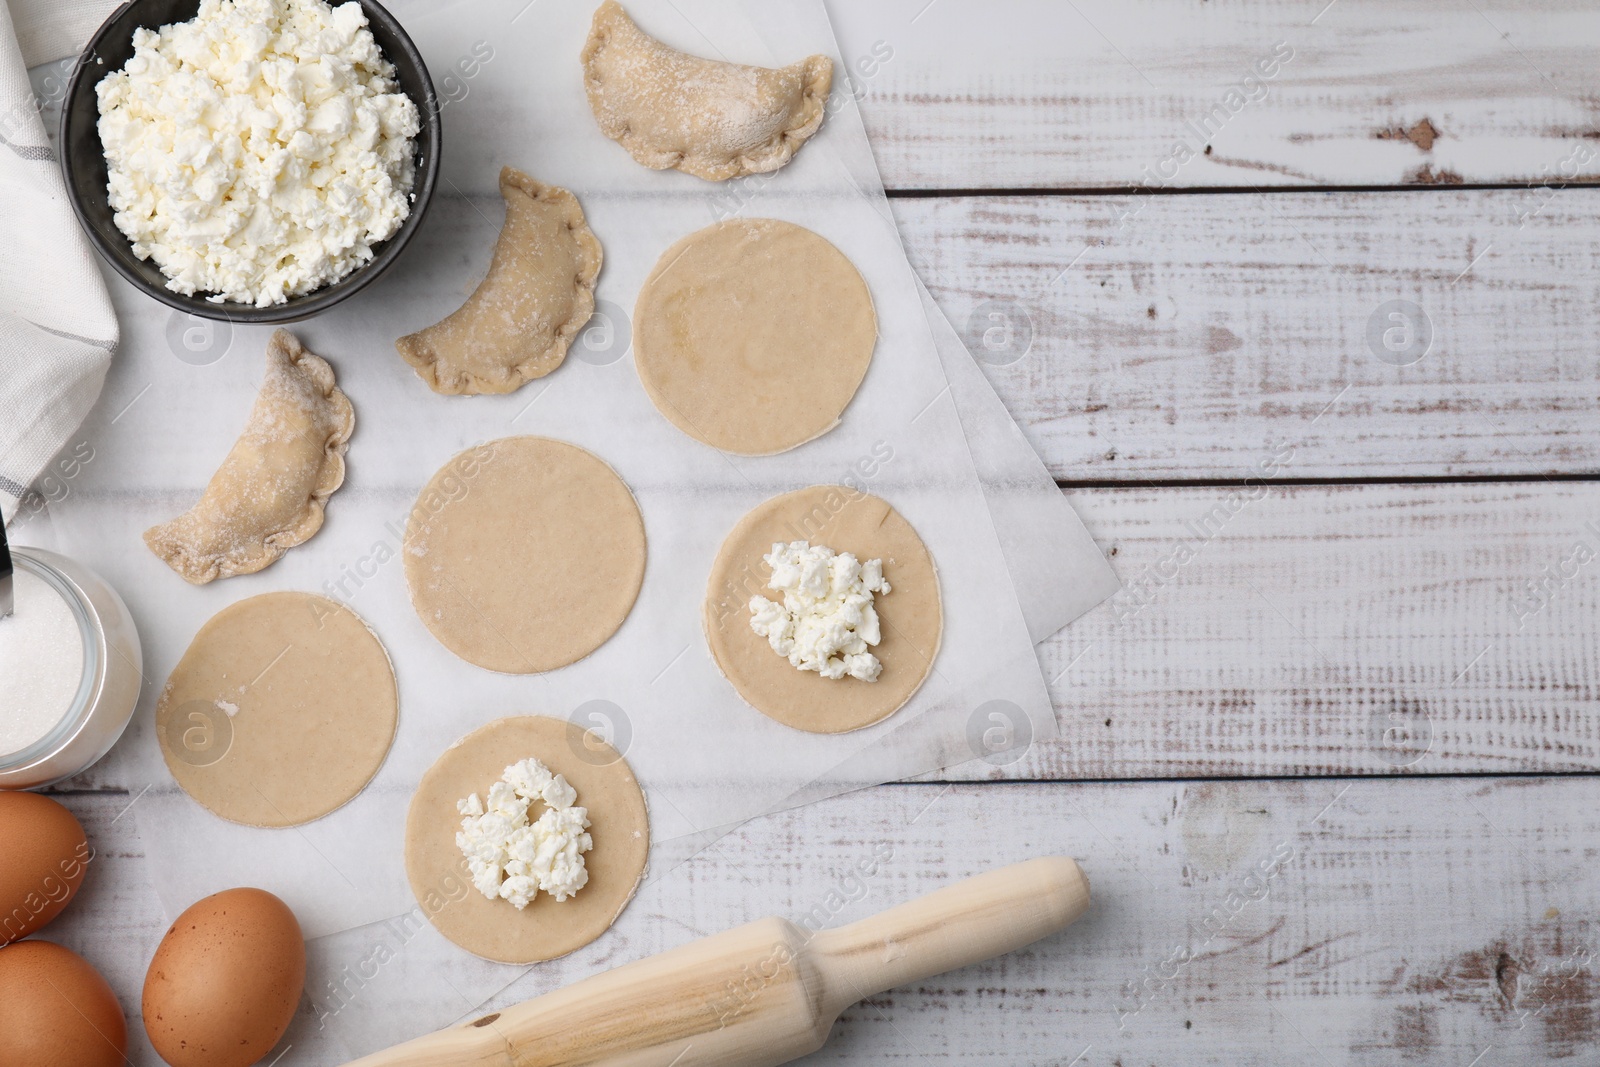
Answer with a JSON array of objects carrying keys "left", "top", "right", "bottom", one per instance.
[{"left": 95, "top": 0, "right": 421, "bottom": 307}]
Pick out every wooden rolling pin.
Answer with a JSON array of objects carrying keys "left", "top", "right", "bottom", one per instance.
[{"left": 345, "top": 856, "right": 1089, "bottom": 1067}]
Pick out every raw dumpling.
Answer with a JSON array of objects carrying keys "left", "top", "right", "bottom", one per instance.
[
  {"left": 144, "top": 329, "right": 353, "bottom": 584},
  {"left": 581, "top": 0, "right": 833, "bottom": 181},
  {"left": 396, "top": 167, "right": 603, "bottom": 395}
]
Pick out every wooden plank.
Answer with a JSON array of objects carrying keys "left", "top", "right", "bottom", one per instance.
[
  {"left": 894, "top": 188, "right": 1600, "bottom": 481},
  {"left": 39, "top": 778, "right": 1599, "bottom": 1066},
  {"left": 834, "top": 0, "right": 1600, "bottom": 190},
  {"left": 691, "top": 777, "right": 1600, "bottom": 1065},
  {"left": 46, "top": 482, "right": 1600, "bottom": 789},
  {"left": 935, "top": 480, "right": 1600, "bottom": 781}
]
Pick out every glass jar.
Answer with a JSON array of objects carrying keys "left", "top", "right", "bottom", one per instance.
[{"left": 0, "top": 547, "right": 142, "bottom": 789}]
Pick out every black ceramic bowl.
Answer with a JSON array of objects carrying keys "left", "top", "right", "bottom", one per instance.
[{"left": 60, "top": 0, "right": 440, "bottom": 324}]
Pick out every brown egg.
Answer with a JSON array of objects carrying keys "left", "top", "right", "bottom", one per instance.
[
  {"left": 0, "top": 791, "right": 91, "bottom": 945},
  {"left": 0, "top": 940, "right": 127, "bottom": 1067},
  {"left": 143, "top": 887, "right": 306, "bottom": 1067}
]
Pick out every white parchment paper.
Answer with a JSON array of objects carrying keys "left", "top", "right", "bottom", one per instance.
[
  {"left": 43, "top": 0, "right": 1124, "bottom": 953},
  {"left": 21, "top": 2, "right": 1125, "bottom": 1058},
  {"left": 298, "top": 270, "right": 1121, "bottom": 1066}
]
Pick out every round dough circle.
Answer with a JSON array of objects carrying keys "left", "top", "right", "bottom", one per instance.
[
  {"left": 404, "top": 715, "right": 650, "bottom": 964},
  {"left": 156, "top": 592, "right": 398, "bottom": 827},
  {"left": 633, "top": 219, "right": 876, "bottom": 455},
  {"left": 404, "top": 437, "right": 646, "bottom": 673},
  {"left": 703, "top": 486, "right": 941, "bottom": 733}
]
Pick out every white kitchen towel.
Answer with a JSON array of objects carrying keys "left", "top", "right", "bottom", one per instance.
[
  {"left": 0, "top": 0, "right": 119, "bottom": 525},
  {"left": 11, "top": 0, "right": 117, "bottom": 67}
]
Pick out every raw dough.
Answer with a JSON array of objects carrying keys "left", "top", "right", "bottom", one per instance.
[
  {"left": 634, "top": 219, "right": 875, "bottom": 455},
  {"left": 404, "top": 437, "right": 646, "bottom": 673},
  {"left": 704, "top": 486, "right": 941, "bottom": 733},
  {"left": 581, "top": 0, "right": 832, "bottom": 181},
  {"left": 405, "top": 715, "right": 649, "bottom": 964},
  {"left": 145, "top": 330, "right": 353, "bottom": 583},
  {"left": 155, "top": 592, "right": 397, "bottom": 827},
  {"left": 396, "top": 167, "right": 603, "bottom": 395}
]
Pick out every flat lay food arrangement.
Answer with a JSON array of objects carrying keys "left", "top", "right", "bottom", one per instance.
[
  {"left": 6, "top": 1, "right": 1593, "bottom": 1064},
  {"left": 2, "top": 0, "right": 1113, "bottom": 1062}
]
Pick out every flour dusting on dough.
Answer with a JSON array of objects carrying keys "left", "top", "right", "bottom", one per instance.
[
  {"left": 144, "top": 329, "right": 353, "bottom": 584},
  {"left": 395, "top": 167, "right": 601, "bottom": 395},
  {"left": 581, "top": 0, "right": 832, "bottom": 181}
]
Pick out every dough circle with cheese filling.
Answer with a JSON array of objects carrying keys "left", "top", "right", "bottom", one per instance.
[
  {"left": 404, "top": 715, "right": 649, "bottom": 964},
  {"left": 633, "top": 219, "right": 876, "bottom": 455},
  {"left": 404, "top": 437, "right": 646, "bottom": 673},
  {"left": 704, "top": 485, "right": 941, "bottom": 733},
  {"left": 156, "top": 592, "right": 397, "bottom": 827}
]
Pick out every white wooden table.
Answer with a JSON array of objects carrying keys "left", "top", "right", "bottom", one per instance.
[{"left": 40, "top": 2, "right": 1600, "bottom": 1063}]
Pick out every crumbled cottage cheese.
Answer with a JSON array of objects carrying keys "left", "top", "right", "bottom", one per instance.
[
  {"left": 748, "top": 541, "right": 891, "bottom": 682},
  {"left": 95, "top": 0, "right": 420, "bottom": 307},
  {"left": 456, "top": 758, "right": 593, "bottom": 908}
]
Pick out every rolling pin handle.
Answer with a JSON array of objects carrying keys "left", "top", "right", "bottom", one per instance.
[{"left": 809, "top": 856, "right": 1090, "bottom": 1013}]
